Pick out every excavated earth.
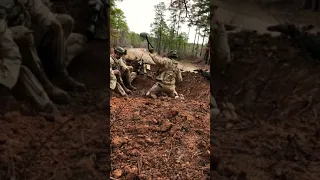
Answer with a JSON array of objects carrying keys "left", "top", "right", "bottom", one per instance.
[
  {"left": 211, "top": 31, "right": 320, "bottom": 180},
  {"left": 0, "top": 42, "right": 110, "bottom": 180},
  {"left": 110, "top": 70, "right": 210, "bottom": 179}
]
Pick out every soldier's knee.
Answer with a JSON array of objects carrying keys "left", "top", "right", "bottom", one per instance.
[{"left": 56, "top": 14, "right": 74, "bottom": 30}]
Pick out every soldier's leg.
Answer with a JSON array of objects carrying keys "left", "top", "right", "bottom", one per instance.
[
  {"left": 41, "top": 15, "right": 85, "bottom": 91},
  {"left": 55, "top": 14, "right": 74, "bottom": 39},
  {"left": 146, "top": 82, "right": 162, "bottom": 98},
  {"left": 11, "top": 66, "right": 59, "bottom": 114},
  {"left": 114, "top": 82, "right": 128, "bottom": 97},
  {"left": 114, "top": 70, "right": 131, "bottom": 94},
  {"left": 123, "top": 69, "right": 137, "bottom": 90},
  {"left": 130, "top": 72, "right": 137, "bottom": 83},
  {"left": 0, "top": 23, "right": 21, "bottom": 89},
  {"left": 65, "top": 33, "right": 87, "bottom": 67},
  {"left": 10, "top": 26, "right": 70, "bottom": 104},
  {"left": 162, "top": 85, "right": 179, "bottom": 98}
]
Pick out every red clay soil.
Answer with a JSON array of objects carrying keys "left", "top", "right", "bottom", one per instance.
[
  {"left": 0, "top": 42, "right": 110, "bottom": 180},
  {"left": 110, "top": 72, "right": 210, "bottom": 179},
  {"left": 211, "top": 31, "right": 320, "bottom": 180}
]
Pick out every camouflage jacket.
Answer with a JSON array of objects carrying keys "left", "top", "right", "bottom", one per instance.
[
  {"left": 149, "top": 54, "right": 182, "bottom": 85},
  {"left": 110, "top": 56, "right": 128, "bottom": 72}
]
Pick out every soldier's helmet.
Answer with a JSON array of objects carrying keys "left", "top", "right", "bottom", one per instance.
[{"left": 114, "top": 46, "right": 126, "bottom": 55}]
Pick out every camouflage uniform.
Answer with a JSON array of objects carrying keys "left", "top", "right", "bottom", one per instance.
[
  {"left": 25, "top": 0, "right": 85, "bottom": 91},
  {"left": 111, "top": 46, "right": 137, "bottom": 91},
  {"left": 146, "top": 54, "right": 182, "bottom": 98},
  {"left": 65, "top": 33, "right": 87, "bottom": 67},
  {"left": 110, "top": 55, "right": 132, "bottom": 94},
  {"left": 0, "top": 4, "right": 57, "bottom": 113}
]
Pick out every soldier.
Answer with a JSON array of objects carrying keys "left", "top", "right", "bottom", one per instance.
[
  {"left": 0, "top": 4, "right": 58, "bottom": 113},
  {"left": 111, "top": 46, "right": 137, "bottom": 92},
  {"left": 25, "top": 0, "right": 85, "bottom": 91},
  {"left": 146, "top": 53, "right": 182, "bottom": 99}
]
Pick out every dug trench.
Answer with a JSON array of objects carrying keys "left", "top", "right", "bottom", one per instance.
[
  {"left": 0, "top": 41, "right": 110, "bottom": 179},
  {"left": 110, "top": 66, "right": 210, "bottom": 179},
  {"left": 211, "top": 31, "right": 320, "bottom": 180}
]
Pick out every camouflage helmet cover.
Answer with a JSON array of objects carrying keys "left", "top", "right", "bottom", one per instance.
[{"left": 114, "top": 46, "right": 126, "bottom": 55}]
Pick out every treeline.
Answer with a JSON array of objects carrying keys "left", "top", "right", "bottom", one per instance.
[{"left": 110, "top": 0, "right": 209, "bottom": 62}]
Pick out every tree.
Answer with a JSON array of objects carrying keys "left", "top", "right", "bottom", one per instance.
[
  {"left": 110, "top": 0, "right": 129, "bottom": 46},
  {"left": 150, "top": 2, "right": 168, "bottom": 54}
]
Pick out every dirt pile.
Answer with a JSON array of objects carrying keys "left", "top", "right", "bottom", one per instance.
[
  {"left": 0, "top": 41, "right": 109, "bottom": 180},
  {"left": 211, "top": 31, "right": 320, "bottom": 180},
  {"left": 110, "top": 71, "right": 210, "bottom": 179}
]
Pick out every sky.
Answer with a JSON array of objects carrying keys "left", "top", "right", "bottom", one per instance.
[{"left": 116, "top": 0, "right": 208, "bottom": 44}]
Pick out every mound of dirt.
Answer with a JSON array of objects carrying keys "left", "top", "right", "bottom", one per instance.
[
  {"left": 211, "top": 31, "right": 320, "bottom": 180},
  {"left": 0, "top": 41, "right": 109, "bottom": 180},
  {"left": 110, "top": 71, "right": 210, "bottom": 179}
]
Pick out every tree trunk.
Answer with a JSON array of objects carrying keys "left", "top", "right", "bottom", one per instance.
[
  {"left": 200, "top": 35, "right": 205, "bottom": 57},
  {"left": 192, "top": 28, "right": 198, "bottom": 54},
  {"left": 195, "top": 29, "right": 201, "bottom": 56}
]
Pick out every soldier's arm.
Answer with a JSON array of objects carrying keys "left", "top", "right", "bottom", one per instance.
[
  {"left": 119, "top": 58, "right": 129, "bottom": 72},
  {"left": 149, "top": 54, "right": 167, "bottom": 68},
  {"left": 26, "top": 0, "right": 56, "bottom": 29}
]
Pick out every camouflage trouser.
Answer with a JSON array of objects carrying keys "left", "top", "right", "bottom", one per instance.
[
  {"left": 121, "top": 66, "right": 136, "bottom": 83},
  {"left": 0, "top": 23, "right": 21, "bottom": 89},
  {"left": 130, "top": 72, "right": 137, "bottom": 83},
  {"left": 37, "top": 14, "right": 83, "bottom": 71},
  {"left": 0, "top": 25, "right": 55, "bottom": 111},
  {"left": 110, "top": 69, "right": 126, "bottom": 96},
  {"left": 66, "top": 33, "right": 87, "bottom": 67},
  {"left": 146, "top": 82, "right": 178, "bottom": 98}
]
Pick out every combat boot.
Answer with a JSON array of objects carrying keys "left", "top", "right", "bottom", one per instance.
[
  {"left": 116, "top": 75, "right": 132, "bottom": 94},
  {"left": 59, "top": 70, "right": 86, "bottom": 91},
  {"left": 115, "top": 82, "right": 128, "bottom": 97},
  {"left": 11, "top": 66, "right": 60, "bottom": 115},
  {"left": 37, "top": 70, "right": 70, "bottom": 104},
  {"left": 118, "top": 79, "right": 131, "bottom": 94}
]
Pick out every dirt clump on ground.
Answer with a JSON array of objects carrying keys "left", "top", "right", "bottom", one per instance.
[
  {"left": 211, "top": 31, "right": 320, "bottom": 180},
  {"left": 0, "top": 42, "right": 109, "bottom": 180},
  {"left": 110, "top": 70, "right": 210, "bottom": 179}
]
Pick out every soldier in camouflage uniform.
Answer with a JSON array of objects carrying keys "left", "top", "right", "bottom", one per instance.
[
  {"left": 146, "top": 53, "right": 182, "bottom": 98},
  {"left": 25, "top": 0, "right": 85, "bottom": 91},
  {"left": 0, "top": 3, "right": 58, "bottom": 113},
  {"left": 110, "top": 46, "right": 137, "bottom": 93}
]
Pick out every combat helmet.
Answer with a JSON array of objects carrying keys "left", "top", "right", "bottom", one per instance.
[{"left": 114, "top": 46, "right": 126, "bottom": 55}]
